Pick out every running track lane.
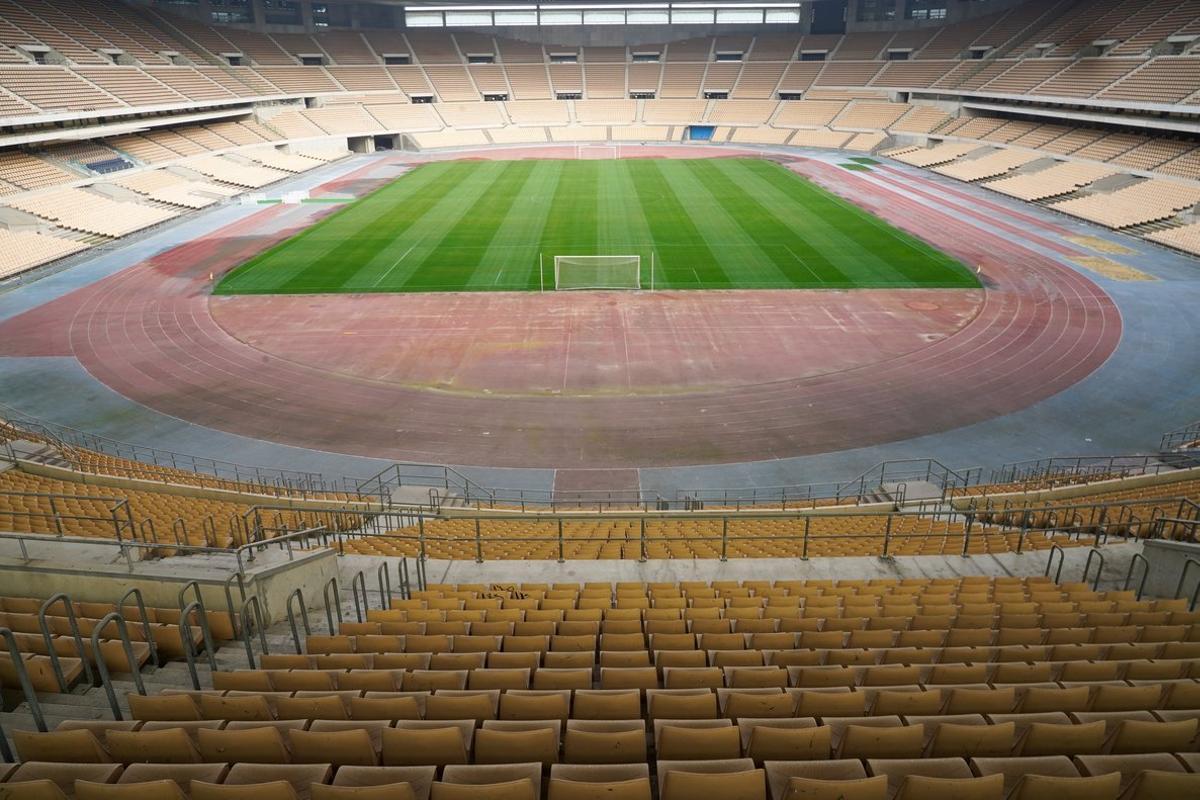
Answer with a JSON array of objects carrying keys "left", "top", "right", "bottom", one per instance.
[{"left": 0, "top": 151, "right": 1121, "bottom": 469}]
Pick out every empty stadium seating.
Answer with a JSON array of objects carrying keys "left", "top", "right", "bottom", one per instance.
[{"left": 3, "top": 575, "right": 1196, "bottom": 800}]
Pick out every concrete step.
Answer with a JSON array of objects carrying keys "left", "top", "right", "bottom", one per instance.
[{"left": 10, "top": 699, "right": 116, "bottom": 720}]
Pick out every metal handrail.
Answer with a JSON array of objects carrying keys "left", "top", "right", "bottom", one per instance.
[
  {"left": 224, "top": 572, "right": 247, "bottom": 638},
  {"left": 1045, "top": 544, "right": 1066, "bottom": 583},
  {"left": 37, "top": 593, "right": 95, "bottom": 692},
  {"left": 1124, "top": 552, "right": 1150, "bottom": 600},
  {"left": 239, "top": 596, "right": 268, "bottom": 669},
  {"left": 377, "top": 561, "right": 392, "bottom": 610},
  {"left": 0, "top": 406, "right": 367, "bottom": 499},
  {"left": 117, "top": 587, "right": 160, "bottom": 668},
  {"left": 350, "top": 571, "right": 368, "bottom": 621},
  {"left": 177, "top": 581, "right": 217, "bottom": 673},
  {"left": 992, "top": 453, "right": 1195, "bottom": 485},
  {"left": 1174, "top": 558, "right": 1200, "bottom": 611},
  {"left": 0, "top": 627, "right": 46, "bottom": 735},
  {"left": 322, "top": 577, "right": 343, "bottom": 634},
  {"left": 178, "top": 601, "right": 203, "bottom": 690},
  {"left": 286, "top": 588, "right": 311, "bottom": 655},
  {"left": 1161, "top": 420, "right": 1200, "bottom": 452},
  {"left": 398, "top": 558, "right": 412, "bottom": 600},
  {"left": 91, "top": 612, "right": 145, "bottom": 720},
  {"left": 355, "top": 461, "right": 495, "bottom": 506},
  {"left": 1081, "top": 548, "right": 1105, "bottom": 591}
]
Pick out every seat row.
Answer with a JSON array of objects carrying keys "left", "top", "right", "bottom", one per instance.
[
  {"left": 384, "top": 590, "right": 1162, "bottom": 613},
  {"left": 401, "top": 575, "right": 1107, "bottom": 597},
  {"left": 313, "top": 622, "right": 1200, "bottom": 656},
  {"left": 125, "top": 679, "right": 1200, "bottom": 723},
  {"left": 5, "top": 756, "right": 1196, "bottom": 800},
  {"left": 211, "top": 657, "right": 1200, "bottom": 693},
  {"left": 360, "top": 602, "right": 1198, "bottom": 628},
  {"left": 9, "top": 729, "right": 1200, "bottom": 796},
  {"left": 18, "top": 708, "right": 1200, "bottom": 766}
]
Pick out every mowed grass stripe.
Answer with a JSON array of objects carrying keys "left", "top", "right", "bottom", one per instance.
[
  {"left": 288, "top": 162, "right": 478, "bottom": 292},
  {"left": 542, "top": 160, "right": 598, "bottom": 257},
  {"left": 214, "top": 158, "right": 979, "bottom": 295},
  {"left": 689, "top": 160, "right": 832, "bottom": 286},
  {"left": 657, "top": 160, "right": 793, "bottom": 289},
  {"left": 345, "top": 160, "right": 514, "bottom": 291},
  {"left": 705, "top": 159, "right": 899, "bottom": 287},
  {"left": 596, "top": 161, "right": 653, "bottom": 276},
  {"left": 730, "top": 159, "right": 917, "bottom": 286},
  {"left": 628, "top": 160, "right": 727, "bottom": 289},
  {"left": 470, "top": 160, "right": 563, "bottom": 291},
  {"left": 744, "top": 159, "right": 977, "bottom": 287},
  {"left": 216, "top": 163, "right": 454, "bottom": 293},
  {"left": 399, "top": 160, "right": 536, "bottom": 291}
]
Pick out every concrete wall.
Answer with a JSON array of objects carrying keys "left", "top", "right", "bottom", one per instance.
[
  {"left": 340, "top": 541, "right": 1143, "bottom": 598},
  {"left": 1140, "top": 538, "right": 1200, "bottom": 602},
  {"left": 0, "top": 548, "right": 338, "bottom": 626}
]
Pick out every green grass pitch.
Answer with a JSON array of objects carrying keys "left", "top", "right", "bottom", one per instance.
[{"left": 215, "top": 158, "right": 979, "bottom": 294}]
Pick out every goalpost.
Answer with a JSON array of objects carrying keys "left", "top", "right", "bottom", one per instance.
[{"left": 547, "top": 254, "right": 653, "bottom": 291}]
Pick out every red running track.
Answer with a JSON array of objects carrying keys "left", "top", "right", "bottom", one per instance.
[{"left": 0, "top": 150, "right": 1121, "bottom": 469}]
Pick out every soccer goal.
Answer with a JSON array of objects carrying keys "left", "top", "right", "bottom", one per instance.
[{"left": 548, "top": 254, "right": 651, "bottom": 291}]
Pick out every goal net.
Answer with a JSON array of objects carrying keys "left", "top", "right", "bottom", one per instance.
[{"left": 553, "top": 255, "right": 642, "bottom": 290}]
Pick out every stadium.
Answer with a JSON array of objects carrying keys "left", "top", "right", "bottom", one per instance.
[{"left": 0, "top": 0, "right": 1200, "bottom": 796}]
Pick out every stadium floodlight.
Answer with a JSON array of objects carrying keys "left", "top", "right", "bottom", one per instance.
[{"left": 549, "top": 254, "right": 651, "bottom": 291}]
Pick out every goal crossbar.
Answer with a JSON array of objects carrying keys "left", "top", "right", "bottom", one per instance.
[{"left": 553, "top": 254, "right": 644, "bottom": 291}]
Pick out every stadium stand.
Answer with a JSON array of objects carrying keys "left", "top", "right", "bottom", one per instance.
[
  {"left": 2, "top": 571, "right": 1197, "bottom": 799},
  {"left": 0, "top": 0, "right": 1199, "bottom": 274},
  {"left": 2, "top": 6, "right": 1200, "bottom": 793}
]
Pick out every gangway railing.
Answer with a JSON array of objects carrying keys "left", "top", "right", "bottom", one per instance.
[
  {"left": 990, "top": 453, "right": 1194, "bottom": 487},
  {"left": 37, "top": 593, "right": 95, "bottom": 692},
  {"left": 91, "top": 612, "right": 145, "bottom": 721},
  {"left": 286, "top": 588, "right": 311, "bottom": 655},
  {"left": 0, "top": 627, "right": 46, "bottom": 762},
  {"left": 1161, "top": 421, "right": 1200, "bottom": 453},
  {"left": 239, "top": 595, "right": 268, "bottom": 668}
]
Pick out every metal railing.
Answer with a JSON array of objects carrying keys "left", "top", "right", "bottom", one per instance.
[
  {"left": 178, "top": 601, "right": 204, "bottom": 690},
  {"left": 1124, "top": 552, "right": 1149, "bottom": 600},
  {"left": 119, "top": 587, "right": 160, "bottom": 669},
  {"left": 323, "top": 576, "right": 344, "bottom": 635},
  {"left": 1, "top": 406, "right": 369, "bottom": 500},
  {"left": 91, "top": 612, "right": 146, "bottom": 721},
  {"left": 177, "top": 581, "right": 217, "bottom": 674},
  {"left": 1081, "top": 548, "right": 1105, "bottom": 591},
  {"left": 1161, "top": 421, "right": 1200, "bottom": 453},
  {"left": 325, "top": 507, "right": 1143, "bottom": 565},
  {"left": 1175, "top": 558, "right": 1200, "bottom": 612},
  {"left": 0, "top": 627, "right": 46, "bottom": 762},
  {"left": 239, "top": 595, "right": 268, "bottom": 668},
  {"left": 677, "top": 459, "right": 982, "bottom": 510},
  {"left": 376, "top": 561, "right": 393, "bottom": 609},
  {"left": 0, "top": 526, "right": 331, "bottom": 579},
  {"left": 0, "top": 489, "right": 135, "bottom": 552},
  {"left": 286, "top": 588, "right": 311, "bottom": 655},
  {"left": 989, "top": 453, "right": 1194, "bottom": 487},
  {"left": 1044, "top": 544, "right": 1066, "bottom": 583},
  {"left": 356, "top": 462, "right": 494, "bottom": 507},
  {"left": 397, "top": 555, "right": 425, "bottom": 597},
  {"left": 37, "top": 593, "right": 95, "bottom": 692}
]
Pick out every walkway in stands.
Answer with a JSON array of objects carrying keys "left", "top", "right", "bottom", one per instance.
[{"left": 0, "top": 144, "right": 1197, "bottom": 494}]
